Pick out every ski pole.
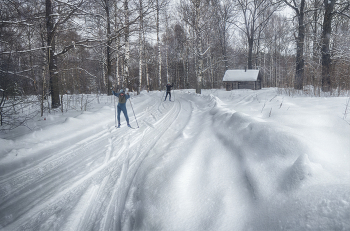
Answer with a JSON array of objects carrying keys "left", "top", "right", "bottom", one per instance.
[
  {"left": 129, "top": 98, "right": 139, "bottom": 128},
  {"left": 173, "top": 89, "right": 175, "bottom": 101}
]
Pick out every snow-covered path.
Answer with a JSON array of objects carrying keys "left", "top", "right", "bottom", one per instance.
[{"left": 1, "top": 90, "right": 349, "bottom": 230}]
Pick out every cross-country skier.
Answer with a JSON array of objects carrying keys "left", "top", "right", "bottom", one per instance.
[
  {"left": 112, "top": 89, "right": 131, "bottom": 128},
  {"left": 164, "top": 83, "right": 173, "bottom": 101}
]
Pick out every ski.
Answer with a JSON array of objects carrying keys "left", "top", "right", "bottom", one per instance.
[{"left": 115, "top": 124, "right": 137, "bottom": 129}]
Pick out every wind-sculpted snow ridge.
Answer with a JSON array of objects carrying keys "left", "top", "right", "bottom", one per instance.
[
  {"left": 208, "top": 94, "right": 350, "bottom": 230},
  {"left": 210, "top": 104, "right": 312, "bottom": 193},
  {"left": 0, "top": 90, "right": 349, "bottom": 231}
]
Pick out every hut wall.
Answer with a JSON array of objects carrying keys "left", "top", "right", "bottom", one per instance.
[{"left": 225, "top": 81, "right": 261, "bottom": 90}]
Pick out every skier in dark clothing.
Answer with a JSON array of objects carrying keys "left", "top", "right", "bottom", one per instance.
[
  {"left": 112, "top": 89, "right": 131, "bottom": 127},
  {"left": 164, "top": 83, "right": 173, "bottom": 101}
]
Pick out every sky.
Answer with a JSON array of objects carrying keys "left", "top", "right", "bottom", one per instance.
[{"left": 0, "top": 88, "right": 349, "bottom": 230}]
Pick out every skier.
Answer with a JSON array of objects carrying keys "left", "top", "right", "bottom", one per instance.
[
  {"left": 164, "top": 83, "right": 173, "bottom": 101},
  {"left": 112, "top": 89, "right": 131, "bottom": 128}
]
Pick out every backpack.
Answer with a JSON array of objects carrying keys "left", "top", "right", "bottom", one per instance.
[{"left": 119, "top": 93, "right": 126, "bottom": 103}]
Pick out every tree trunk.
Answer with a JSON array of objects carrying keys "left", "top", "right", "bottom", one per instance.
[
  {"left": 124, "top": 0, "right": 130, "bottom": 90},
  {"left": 295, "top": 0, "right": 305, "bottom": 90},
  {"left": 195, "top": 0, "right": 202, "bottom": 94},
  {"left": 114, "top": 1, "right": 120, "bottom": 90},
  {"left": 46, "top": 0, "right": 60, "bottom": 108},
  {"left": 321, "top": 0, "right": 335, "bottom": 92},
  {"left": 144, "top": 26, "right": 149, "bottom": 92},
  {"left": 223, "top": 31, "right": 228, "bottom": 71},
  {"left": 138, "top": 0, "right": 143, "bottom": 95},
  {"left": 312, "top": 1, "right": 320, "bottom": 89},
  {"left": 185, "top": 46, "right": 189, "bottom": 88},
  {"left": 247, "top": 36, "right": 254, "bottom": 69},
  {"left": 116, "top": 36, "right": 121, "bottom": 89},
  {"left": 146, "top": 62, "right": 150, "bottom": 92},
  {"left": 165, "top": 13, "right": 169, "bottom": 84},
  {"left": 182, "top": 58, "right": 186, "bottom": 89},
  {"left": 106, "top": 0, "right": 112, "bottom": 95},
  {"left": 157, "top": 0, "right": 162, "bottom": 90},
  {"left": 41, "top": 66, "right": 46, "bottom": 117}
]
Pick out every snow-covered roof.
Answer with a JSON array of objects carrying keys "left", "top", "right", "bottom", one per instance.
[{"left": 223, "top": 70, "right": 259, "bottom": 82}]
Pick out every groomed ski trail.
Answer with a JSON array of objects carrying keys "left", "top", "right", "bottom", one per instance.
[
  {"left": 2, "top": 90, "right": 345, "bottom": 231},
  {"left": 1, "top": 91, "right": 204, "bottom": 230}
]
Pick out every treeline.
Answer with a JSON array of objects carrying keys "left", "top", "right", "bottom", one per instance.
[{"left": 1, "top": 0, "right": 350, "bottom": 128}]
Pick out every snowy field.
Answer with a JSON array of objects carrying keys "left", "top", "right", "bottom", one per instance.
[{"left": 0, "top": 88, "right": 349, "bottom": 231}]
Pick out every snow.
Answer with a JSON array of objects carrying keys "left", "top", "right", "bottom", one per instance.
[
  {"left": 222, "top": 69, "right": 259, "bottom": 81},
  {"left": 0, "top": 88, "right": 349, "bottom": 231}
]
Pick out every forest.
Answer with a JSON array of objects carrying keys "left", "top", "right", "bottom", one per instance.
[{"left": 1, "top": 0, "right": 350, "bottom": 130}]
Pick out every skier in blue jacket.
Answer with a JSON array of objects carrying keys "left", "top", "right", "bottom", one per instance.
[
  {"left": 112, "top": 89, "right": 131, "bottom": 127},
  {"left": 164, "top": 83, "right": 173, "bottom": 101}
]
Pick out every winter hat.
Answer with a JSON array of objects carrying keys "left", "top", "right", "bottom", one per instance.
[{"left": 119, "top": 89, "right": 124, "bottom": 93}]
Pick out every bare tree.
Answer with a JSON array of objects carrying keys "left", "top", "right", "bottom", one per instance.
[
  {"left": 284, "top": 0, "right": 306, "bottom": 90},
  {"left": 156, "top": 0, "right": 162, "bottom": 90},
  {"left": 211, "top": 0, "right": 236, "bottom": 72},
  {"left": 138, "top": 0, "right": 144, "bottom": 94},
  {"left": 235, "top": 0, "right": 278, "bottom": 70},
  {"left": 321, "top": 0, "right": 350, "bottom": 92},
  {"left": 180, "top": 0, "right": 207, "bottom": 93},
  {"left": 46, "top": 0, "right": 85, "bottom": 108}
]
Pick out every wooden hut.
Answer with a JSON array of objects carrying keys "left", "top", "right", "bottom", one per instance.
[{"left": 223, "top": 69, "right": 262, "bottom": 90}]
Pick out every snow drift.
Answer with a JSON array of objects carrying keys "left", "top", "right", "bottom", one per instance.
[{"left": 0, "top": 89, "right": 349, "bottom": 231}]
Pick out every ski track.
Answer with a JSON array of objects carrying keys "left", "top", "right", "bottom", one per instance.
[
  {"left": 2, "top": 91, "right": 345, "bottom": 230},
  {"left": 120, "top": 93, "right": 255, "bottom": 230},
  {"left": 0, "top": 92, "right": 190, "bottom": 231}
]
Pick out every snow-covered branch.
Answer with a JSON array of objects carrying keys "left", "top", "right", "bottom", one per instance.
[
  {"left": 0, "top": 20, "right": 33, "bottom": 26},
  {"left": 61, "top": 67, "right": 98, "bottom": 79},
  {"left": 201, "top": 46, "right": 211, "bottom": 56},
  {"left": 1, "top": 46, "right": 50, "bottom": 55},
  {"left": 54, "top": 39, "right": 102, "bottom": 57},
  {"left": 53, "top": 0, "right": 105, "bottom": 19},
  {"left": 0, "top": 69, "right": 36, "bottom": 82},
  {"left": 52, "top": 0, "right": 85, "bottom": 35}
]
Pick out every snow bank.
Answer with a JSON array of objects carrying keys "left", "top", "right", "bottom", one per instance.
[
  {"left": 0, "top": 89, "right": 349, "bottom": 231},
  {"left": 204, "top": 91, "right": 350, "bottom": 230}
]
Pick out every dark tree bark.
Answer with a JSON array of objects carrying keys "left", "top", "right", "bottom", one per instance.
[
  {"left": 295, "top": 0, "right": 305, "bottom": 90},
  {"left": 321, "top": 0, "right": 335, "bottom": 92},
  {"left": 247, "top": 36, "right": 254, "bottom": 69},
  {"left": 284, "top": 0, "right": 305, "bottom": 90},
  {"left": 45, "top": 0, "right": 84, "bottom": 107},
  {"left": 46, "top": 0, "right": 60, "bottom": 108}
]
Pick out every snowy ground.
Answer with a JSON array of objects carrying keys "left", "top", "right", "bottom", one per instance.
[{"left": 0, "top": 88, "right": 349, "bottom": 231}]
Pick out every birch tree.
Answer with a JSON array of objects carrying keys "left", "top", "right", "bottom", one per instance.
[
  {"left": 180, "top": 0, "right": 205, "bottom": 93},
  {"left": 194, "top": 0, "right": 204, "bottom": 93},
  {"left": 138, "top": 0, "right": 144, "bottom": 94},
  {"left": 124, "top": 0, "right": 130, "bottom": 90},
  {"left": 156, "top": 0, "right": 162, "bottom": 90}
]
